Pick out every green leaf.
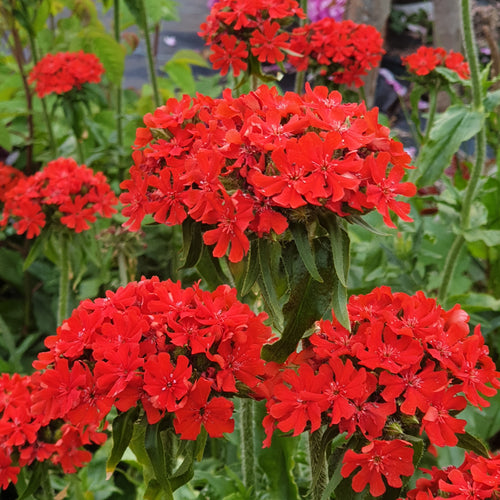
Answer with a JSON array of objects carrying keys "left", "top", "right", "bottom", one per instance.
[
  {"left": 23, "top": 232, "right": 46, "bottom": 270},
  {"left": 484, "top": 89, "right": 500, "bottom": 113},
  {"left": 0, "top": 247, "right": 23, "bottom": 288},
  {"left": 415, "top": 105, "right": 484, "bottom": 186},
  {"left": 122, "top": 0, "right": 144, "bottom": 27},
  {"left": 181, "top": 218, "right": 203, "bottom": 269},
  {"left": 331, "top": 272, "right": 350, "bottom": 331},
  {"left": 322, "top": 215, "right": 350, "bottom": 287},
  {"left": 145, "top": 423, "right": 173, "bottom": 496},
  {"left": 196, "top": 245, "right": 228, "bottom": 290},
  {"left": 434, "top": 66, "right": 471, "bottom": 85},
  {"left": 75, "top": 27, "right": 126, "bottom": 85},
  {"left": 163, "top": 60, "right": 195, "bottom": 96},
  {"left": 169, "top": 49, "right": 209, "bottom": 68},
  {"left": 257, "top": 239, "right": 284, "bottom": 331},
  {"left": 262, "top": 238, "right": 335, "bottom": 362},
  {"left": 235, "top": 239, "right": 259, "bottom": 298},
  {"left": 456, "top": 431, "right": 490, "bottom": 457},
  {"left": 463, "top": 228, "right": 500, "bottom": 247},
  {"left": 18, "top": 461, "right": 46, "bottom": 500},
  {"left": 289, "top": 222, "right": 323, "bottom": 283},
  {"left": 345, "top": 214, "right": 389, "bottom": 236},
  {"left": 106, "top": 407, "right": 139, "bottom": 477},
  {"left": 0, "top": 121, "right": 12, "bottom": 151}
]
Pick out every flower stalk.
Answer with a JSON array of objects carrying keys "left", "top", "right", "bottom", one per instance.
[
  {"left": 240, "top": 398, "right": 256, "bottom": 493},
  {"left": 57, "top": 233, "right": 70, "bottom": 325},
  {"left": 438, "top": 0, "right": 485, "bottom": 302},
  {"left": 309, "top": 427, "right": 328, "bottom": 500}
]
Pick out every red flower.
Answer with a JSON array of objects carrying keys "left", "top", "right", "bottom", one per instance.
[
  {"left": 209, "top": 34, "right": 248, "bottom": 76},
  {"left": 1, "top": 158, "right": 117, "bottom": 238},
  {"left": 173, "top": 378, "right": 234, "bottom": 440},
  {"left": 28, "top": 51, "right": 104, "bottom": 98},
  {"left": 250, "top": 21, "right": 289, "bottom": 63},
  {"left": 341, "top": 439, "right": 414, "bottom": 497}
]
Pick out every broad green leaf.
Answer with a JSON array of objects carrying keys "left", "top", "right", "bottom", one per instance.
[
  {"left": 456, "top": 430, "right": 489, "bottom": 457},
  {"left": 122, "top": 0, "right": 144, "bottom": 27},
  {"left": 463, "top": 228, "right": 500, "bottom": 247},
  {"left": 484, "top": 89, "right": 500, "bottom": 113},
  {"left": 289, "top": 222, "right": 323, "bottom": 283},
  {"left": 262, "top": 238, "right": 335, "bottom": 362},
  {"left": 447, "top": 292, "right": 500, "bottom": 312},
  {"left": 169, "top": 49, "right": 209, "bottom": 68},
  {"left": 164, "top": 60, "right": 195, "bottom": 96},
  {"left": 75, "top": 27, "right": 126, "bottom": 85},
  {"left": 0, "top": 121, "right": 12, "bottom": 151},
  {"left": 144, "top": 0, "right": 179, "bottom": 24},
  {"left": 416, "top": 105, "right": 484, "bottom": 186},
  {"left": 106, "top": 407, "right": 139, "bottom": 477},
  {"left": 434, "top": 66, "right": 471, "bottom": 85}
]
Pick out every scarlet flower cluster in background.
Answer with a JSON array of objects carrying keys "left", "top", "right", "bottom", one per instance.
[
  {"left": 1, "top": 157, "right": 117, "bottom": 238},
  {"left": 259, "top": 286, "right": 500, "bottom": 496},
  {"left": 406, "top": 452, "right": 500, "bottom": 499},
  {"left": 0, "top": 278, "right": 273, "bottom": 488},
  {"left": 28, "top": 50, "right": 104, "bottom": 98},
  {"left": 402, "top": 46, "right": 470, "bottom": 80},
  {"left": 199, "top": 0, "right": 305, "bottom": 76},
  {"left": 0, "top": 162, "right": 24, "bottom": 204},
  {"left": 288, "top": 18, "right": 385, "bottom": 87},
  {"left": 120, "top": 84, "right": 415, "bottom": 262}
]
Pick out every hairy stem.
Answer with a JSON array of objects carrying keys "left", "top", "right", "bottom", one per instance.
[
  {"left": 309, "top": 427, "right": 328, "bottom": 500},
  {"left": 113, "top": 0, "right": 124, "bottom": 155},
  {"left": 57, "top": 234, "right": 70, "bottom": 325},
  {"left": 139, "top": 0, "right": 161, "bottom": 108},
  {"left": 438, "top": 0, "right": 486, "bottom": 302},
  {"left": 240, "top": 398, "right": 256, "bottom": 493}
]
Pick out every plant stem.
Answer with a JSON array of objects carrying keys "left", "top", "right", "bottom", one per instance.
[
  {"left": 113, "top": 0, "right": 124, "bottom": 156},
  {"left": 7, "top": 0, "right": 34, "bottom": 173},
  {"left": 422, "top": 86, "right": 437, "bottom": 144},
  {"left": 240, "top": 398, "right": 256, "bottom": 493},
  {"left": 294, "top": 0, "right": 308, "bottom": 94},
  {"left": 309, "top": 427, "right": 328, "bottom": 500},
  {"left": 57, "top": 234, "right": 70, "bottom": 325},
  {"left": 438, "top": 0, "right": 485, "bottom": 302},
  {"left": 118, "top": 252, "right": 128, "bottom": 286},
  {"left": 20, "top": 0, "right": 57, "bottom": 158},
  {"left": 139, "top": 0, "right": 161, "bottom": 108}
]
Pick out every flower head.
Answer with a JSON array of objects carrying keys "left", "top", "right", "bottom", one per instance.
[{"left": 28, "top": 51, "right": 104, "bottom": 98}]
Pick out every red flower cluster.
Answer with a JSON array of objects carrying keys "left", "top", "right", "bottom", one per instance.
[
  {"left": 0, "top": 162, "right": 24, "bottom": 204},
  {"left": 259, "top": 287, "right": 500, "bottom": 496},
  {"left": 288, "top": 18, "right": 385, "bottom": 87},
  {"left": 0, "top": 278, "right": 273, "bottom": 488},
  {"left": 0, "top": 372, "right": 106, "bottom": 489},
  {"left": 199, "top": 0, "right": 305, "bottom": 76},
  {"left": 1, "top": 157, "right": 117, "bottom": 238},
  {"left": 406, "top": 452, "right": 500, "bottom": 499},
  {"left": 402, "top": 46, "right": 470, "bottom": 79},
  {"left": 120, "top": 84, "right": 415, "bottom": 262},
  {"left": 28, "top": 50, "right": 104, "bottom": 98}
]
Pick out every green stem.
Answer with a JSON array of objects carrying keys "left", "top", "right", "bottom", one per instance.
[
  {"left": 422, "top": 86, "right": 438, "bottom": 144},
  {"left": 118, "top": 252, "right": 128, "bottom": 286},
  {"left": 57, "top": 234, "right": 70, "bottom": 325},
  {"left": 20, "top": 0, "right": 57, "bottom": 158},
  {"left": 139, "top": 0, "right": 161, "bottom": 108},
  {"left": 75, "top": 134, "right": 85, "bottom": 164},
  {"left": 309, "top": 428, "right": 328, "bottom": 500},
  {"left": 294, "top": 0, "right": 308, "bottom": 94},
  {"left": 240, "top": 399, "right": 256, "bottom": 493},
  {"left": 113, "top": 0, "right": 124, "bottom": 155},
  {"left": 438, "top": 0, "right": 485, "bottom": 302}
]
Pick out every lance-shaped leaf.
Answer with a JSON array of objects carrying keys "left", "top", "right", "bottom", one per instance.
[
  {"left": 106, "top": 407, "right": 139, "bottom": 478},
  {"left": 196, "top": 245, "right": 228, "bottom": 291},
  {"left": 456, "top": 430, "right": 490, "bottom": 457},
  {"left": 322, "top": 215, "right": 350, "bottom": 287},
  {"left": 238, "top": 239, "right": 260, "bottom": 298},
  {"left": 257, "top": 239, "right": 285, "bottom": 330},
  {"left": 289, "top": 222, "right": 323, "bottom": 283},
  {"left": 262, "top": 238, "right": 335, "bottom": 362},
  {"left": 181, "top": 218, "right": 203, "bottom": 269},
  {"left": 415, "top": 105, "right": 484, "bottom": 187},
  {"left": 144, "top": 422, "right": 174, "bottom": 496}
]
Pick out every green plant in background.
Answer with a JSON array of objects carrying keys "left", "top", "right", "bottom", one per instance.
[{"left": 0, "top": 0, "right": 500, "bottom": 499}]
